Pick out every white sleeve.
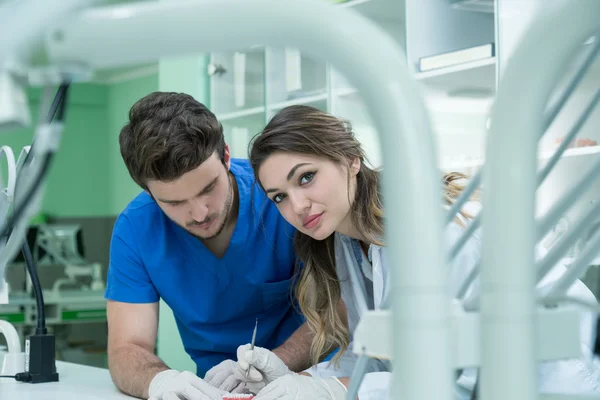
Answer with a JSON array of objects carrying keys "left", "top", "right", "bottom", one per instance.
[
  {"left": 303, "top": 346, "right": 359, "bottom": 378},
  {"left": 305, "top": 365, "right": 391, "bottom": 399},
  {"left": 356, "top": 372, "right": 391, "bottom": 400},
  {"left": 303, "top": 344, "right": 389, "bottom": 379}
]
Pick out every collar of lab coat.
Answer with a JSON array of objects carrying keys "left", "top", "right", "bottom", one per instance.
[{"left": 336, "top": 233, "right": 388, "bottom": 312}]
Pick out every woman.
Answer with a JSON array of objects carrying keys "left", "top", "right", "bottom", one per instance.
[{"left": 209, "top": 105, "right": 600, "bottom": 399}]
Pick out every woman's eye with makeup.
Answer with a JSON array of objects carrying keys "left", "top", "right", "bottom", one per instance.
[
  {"left": 273, "top": 193, "right": 286, "bottom": 204},
  {"left": 299, "top": 171, "right": 315, "bottom": 185}
]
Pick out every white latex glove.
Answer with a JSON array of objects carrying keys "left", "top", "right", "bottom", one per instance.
[
  {"left": 148, "top": 369, "right": 227, "bottom": 400},
  {"left": 205, "top": 360, "right": 240, "bottom": 392},
  {"left": 233, "top": 345, "right": 292, "bottom": 390},
  {"left": 207, "top": 345, "right": 292, "bottom": 394},
  {"left": 254, "top": 374, "right": 347, "bottom": 400}
]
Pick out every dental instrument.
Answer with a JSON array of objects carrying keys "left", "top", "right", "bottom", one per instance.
[{"left": 242, "top": 318, "right": 258, "bottom": 393}]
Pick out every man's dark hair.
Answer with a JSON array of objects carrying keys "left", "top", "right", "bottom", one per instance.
[{"left": 119, "top": 92, "right": 225, "bottom": 189}]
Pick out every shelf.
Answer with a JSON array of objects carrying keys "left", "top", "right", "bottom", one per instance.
[
  {"left": 332, "top": 57, "right": 496, "bottom": 99},
  {"left": 540, "top": 145, "right": 600, "bottom": 160},
  {"left": 416, "top": 56, "right": 496, "bottom": 95},
  {"left": 335, "top": 87, "right": 359, "bottom": 98},
  {"left": 561, "top": 256, "right": 600, "bottom": 266},
  {"left": 440, "top": 157, "right": 484, "bottom": 171},
  {"left": 218, "top": 106, "right": 265, "bottom": 122},
  {"left": 449, "top": 0, "right": 494, "bottom": 13},
  {"left": 441, "top": 145, "right": 600, "bottom": 171},
  {"left": 268, "top": 92, "right": 328, "bottom": 111},
  {"left": 342, "top": 0, "right": 405, "bottom": 25}
]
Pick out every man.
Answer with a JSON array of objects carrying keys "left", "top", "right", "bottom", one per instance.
[{"left": 105, "top": 92, "right": 313, "bottom": 400}]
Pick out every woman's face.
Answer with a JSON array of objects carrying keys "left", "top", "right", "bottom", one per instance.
[{"left": 258, "top": 152, "right": 360, "bottom": 240}]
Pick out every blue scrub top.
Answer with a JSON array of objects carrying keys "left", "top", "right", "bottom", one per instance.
[{"left": 105, "top": 159, "right": 303, "bottom": 376}]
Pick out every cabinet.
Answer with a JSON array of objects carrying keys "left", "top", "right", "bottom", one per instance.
[
  {"left": 208, "top": 0, "right": 405, "bottom": 168},
  {"left": 208, "top": 0, "right": 600, "bottom": 171}
]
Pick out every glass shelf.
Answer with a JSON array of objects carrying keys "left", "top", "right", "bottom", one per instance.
[
  {"left": 222, "top": 113, "right": 265, "bottom": 160},
  {"left": 265, "top": 47, "right": 327, "bottom": 106},
  {"left": 210, "top": 47, "right": 265, "bottom": 116}
]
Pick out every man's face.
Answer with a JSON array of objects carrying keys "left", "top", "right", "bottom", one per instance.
[{"left": 147, "top": 148, "right": 234, "bottom": 240}]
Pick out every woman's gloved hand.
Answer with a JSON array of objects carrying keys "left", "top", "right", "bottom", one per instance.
[
  {"left": 206, "top": 345, "right": 292, "bottom": 393},
  {"left": 253, "top": 374, "right": 348, "bottom": 400},
  {"left": 148, "top": 369, "right": 227, "bottom": 400}
]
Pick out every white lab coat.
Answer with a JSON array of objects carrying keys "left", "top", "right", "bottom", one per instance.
[{"left": 305, "top": 201, "right": 600, "bottom": 399}]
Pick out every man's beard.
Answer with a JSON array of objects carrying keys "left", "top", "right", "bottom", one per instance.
[{"left": 186, "top": 174, "right": 234, "bottom": 241}]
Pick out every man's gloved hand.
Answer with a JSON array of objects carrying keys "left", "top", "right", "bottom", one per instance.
[
  {"left": 148, "top": 369, "right": 227, "bottom": 400},
  {"left": 254, "top": 374, "right": 348, "bottom": 400}
]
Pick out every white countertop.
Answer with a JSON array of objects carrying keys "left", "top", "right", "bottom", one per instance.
[{"left": 0, "top": 361, "right": 137, "bottom": 399}]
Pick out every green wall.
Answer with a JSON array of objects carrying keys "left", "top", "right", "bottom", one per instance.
[
  {"left": 0, "top": 74, "right": 159, "bottom": 218},
  {"left": 108, "top": 74, "right": 159, "bottom": 214},
  {"left": 2, "top": 84, "right": 111, "bottom": 217}
]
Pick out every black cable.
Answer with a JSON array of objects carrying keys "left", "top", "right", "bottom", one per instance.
[
  {"left": 54, "top": 82, "right": 70, "bottom": 123},
  {"left": 1, "top": 152, "right": 54, "bottom": 241},
  {"left": 594, "top": 316, "right": 600, "bottom": 356},
  {"left": 18, "top": 83, "right": 70, "bottom": 176},
  {"left": 22, "top": 239, "right": 45, "bottom": 334},
  {"left": 0, "top": 373, "right": 33, "bottom": 382},
  {"left": 2, "top": 81, "right": 69, "bottom": 241},
  {"left": 46, "top": 82, "right": 70, "bottom": 124}
]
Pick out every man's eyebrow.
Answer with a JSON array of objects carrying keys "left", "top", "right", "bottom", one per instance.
[
  {"left": 157, "top": 197, "right": 184, "bottom": 204},
  {"left": 157, "top": 177, "right": 219, "bottom": 203},
  {"left": 265, "top": 163, "right": 311, "bottom": 194},
  {"left": 197, "top": 176, "right": 219, "bottom": 196}
]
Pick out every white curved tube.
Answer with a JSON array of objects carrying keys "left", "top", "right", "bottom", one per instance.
[
  {"left": 481, "top": 1, "right": 600, "bottom": 399},
  {"left": 0, "top": 319, "right": 21, "bottom": 353},
  {"left": 40, "top": 1, "right": 451, "bottom": 398},
  {"left": 0, "top": 145, "right": 16, "bottom": 197},
  {"left": 0, "top": 145, "right": 15, "bottom": 295},
  {"left": 0, "top": 0, "right": 96, "bottom": 68}
]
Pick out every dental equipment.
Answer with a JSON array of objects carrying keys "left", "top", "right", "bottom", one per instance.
[
  {"left": 447, "top": 36, "right": 600, "bottom": 275},
  {"left": 0, "top": 319, "right": 25, "bottom": 376},
  {"left": 242, "top": 319, "right": 258, "bottom": 394},
  {"left": 454, "top": 62, "right": 600, "bottom": 303},
  {"left": 481, "top": 1, "right": 600, "bottom": 398},
  {"left": 0, "top": 81, "right": 71, "bottom": 384},
  {"left": 355, "top": 1, "right": 600, "bottom": 399},
  {"left": 0, "top": 145, "right": 16, "bottom": 304}
]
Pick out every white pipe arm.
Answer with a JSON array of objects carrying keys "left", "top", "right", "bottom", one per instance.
[
  {"left": 0, "top": 319, "right": 21, "bottom": 353},
  {"left": 41, "top": 1, "right": 451, "bottom": 399},
  {"left": 481, "top": 1, "right": 600, "bottom": 400}
]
